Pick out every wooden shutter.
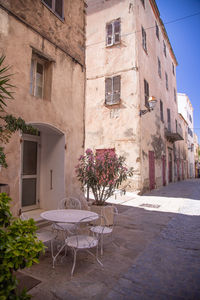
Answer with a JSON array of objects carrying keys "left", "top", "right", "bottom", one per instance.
[
  {"left": 55, "top": 0, "right": 63, "bottom": 18},
  {"left": 106, "top": 23, "right": 113, "bottom": 46},
  {"left": 114, "top": 20, "right": 120, "bottom": 44},
  {"left": 167, "top": 108, "right": 171, "bottom": 131},
  {"left": 113, "top": 76, "right": 120, "bottom": 103},
  {"left": 144, "top": 79, "right": 149, "bottom": 107},
  {"left": 142, "top": 27, "right": 146, "bottom": 51},
  {"left": 105, "top": 78, "right": 112, "bottom": 104},
  {"left": 160, "top": 100, "right": 164, "bottom": 122}
]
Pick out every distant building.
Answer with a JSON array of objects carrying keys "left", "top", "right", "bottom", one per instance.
[
  {"left": 86, "top": 0, "right": 183, "bottom": 193},
  {"left": 194, "top": 133, "right": 200, "bottom": 178},
  {"left": 177, "top": 93, "right": 195, "bottom": 178},
  {"left": 0, "top": 0, "right": 86, "bottom": 215}
]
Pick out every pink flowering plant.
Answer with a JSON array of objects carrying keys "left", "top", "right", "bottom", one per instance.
[{"left": 75, "top": 149, "right": 134, "bottom": 206}]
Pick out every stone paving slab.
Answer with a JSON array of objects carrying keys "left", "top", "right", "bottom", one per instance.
[
  {"left": 21, "top": 179, "right": 200, "bottom": 299},
  {"left": 107, "top": 214, "right": 200, "bottom": 300}
]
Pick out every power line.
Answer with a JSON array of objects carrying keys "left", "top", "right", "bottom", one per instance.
[{"left": 86, "top": 11, "right": 200, "bottom": 47}]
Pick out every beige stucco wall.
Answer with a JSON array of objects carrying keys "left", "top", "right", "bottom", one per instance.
[
  {"left": 0, "top": 1, "right": 85, "bottom": 215},
  {"left": 135, "top": 0, "right": 179, "bottom": 191},
  {"left": 86, "top": 0, "right": 140, "bottom": 190},
  {"left": 86, "top": 0, "right": 180, "bottom": 193}
]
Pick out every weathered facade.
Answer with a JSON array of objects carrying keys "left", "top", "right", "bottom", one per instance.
[
  {"left": 177, "top": 93, "right": 195, "bottom": 178},
  {"left": 85, "top": 0, "right": 183, "bottom": 193},
  {"left": 0, "top": 0, "right": 86, "bottom": 215}
]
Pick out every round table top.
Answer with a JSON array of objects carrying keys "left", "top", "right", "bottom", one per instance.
[{"left": 40, "top": 209, "right": 99, "bottom": 223}]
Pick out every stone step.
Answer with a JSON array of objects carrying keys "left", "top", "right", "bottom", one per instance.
[{"left": 22, "top": 209, "right": 52, "bottom": 229}]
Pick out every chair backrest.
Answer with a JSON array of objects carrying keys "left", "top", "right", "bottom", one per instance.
[
  {"left": 68, "top": 197, "right": 81, "bottom": 210},
  {"left": 101, "top": 205, "right": 118, "bottom": 227},
  {"left": 71, "top": 215, "right": 106, "bottom": 247},
  {"left": 58, "top": 197, "right": 81, "bottom": 210}
]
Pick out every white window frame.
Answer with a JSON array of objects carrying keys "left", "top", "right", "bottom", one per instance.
[
  {"left": 30, "top": 56, "right": 45, "bottom": 99},
  {"left": 106, "top": 19, "right": 121, "bottom": 47},
  {"left": 105, "top": 76, "right": 121, "bottom": 105}
]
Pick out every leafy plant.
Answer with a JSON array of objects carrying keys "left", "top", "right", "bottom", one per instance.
[
  {"left": 0, "top": 55, "right": 38, "bottom": 168},
  {"left": 75, "top": 149, "right": 134, "bottom": 205},
  {"left": 0, "top": 193, "right": 44, "bottom": 299}
]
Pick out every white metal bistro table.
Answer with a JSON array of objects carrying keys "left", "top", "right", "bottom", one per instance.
[
  {"left": 40, "top": 209, "right": 99, "bottom": 268},
  {"left": 40, "top": 209, "right": 99, "bottom": 224}
]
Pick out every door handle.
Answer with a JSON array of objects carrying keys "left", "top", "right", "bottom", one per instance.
[{"left": 50, "top": 169, "right": 53, "bottom": 190}]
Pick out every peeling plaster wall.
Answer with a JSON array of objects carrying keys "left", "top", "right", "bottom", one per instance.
[
  {"left": 86, "top": 0, "right": 141, "bottom": 190},
  {"left": 0, "top": 1, "right": 85, "bottom": 215},
  {"left": 136, "top": 0, "right": 179, "bottom": 190}
]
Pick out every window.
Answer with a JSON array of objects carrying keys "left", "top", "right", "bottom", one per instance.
[
  {"left": 155, "top": 22, "right": 159, "bottom": 40},
  {"left": 142, "top": 26, "right": 147, "bottom": 52},
  {"left": 163, "top": 40, "right": 166, "bottom": 57},
  {"left": 106, "top": 19, "right": 120, "bottom": 46},
  {"left": 160, "top": 100, "right": 164, "bottom": 122},
  {"left": 174, "top": 88, "right": 176, "bottom": 102},
  {"left": 144, "top": 79, "right": 149, "bottom": 107},
  {"left": 158, "top": 57, "right": 161, "bottom": 78},
  {"left": 140, "top": 0, "right": 145, "bottom": 8},
  {"left": 30, "top": 52, "right": 52, "bottom": 100},
  {"left": 42, "top": 0, "right": 64, "bottom": 19},
  {"left": 167, "top": 108, "right": 171, "bottom": 131},
  {"left": 165, "top": 72, "right": 168, "bottom": 90},
  {"left": 172, "top": 62, "right": 175, "bottom": 75},
  {"left": 105, "top": 75, "right": 121, "bottom": 105},
  {"left": 189, "top": 114, "right": 192, "bottom": 123},
  {"left": 188, "top": 127, "right": 193, "bottom": 137}
]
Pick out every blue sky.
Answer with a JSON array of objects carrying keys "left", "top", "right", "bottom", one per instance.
[{"left": 156, "top": 0, "right": 200, "bottom": 142}]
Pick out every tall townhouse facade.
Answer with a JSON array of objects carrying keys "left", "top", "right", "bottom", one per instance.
[
  {"left": 177, "top": 93, "right": 195, "bottom": 178},
  {"left": 86, "top": 0, "right": 183, "bottom": 193},
  {"left": 0, "top": 0, "right": 86, "bottom": 216},
  {"left": 194, "top": 133, "right": 200, "bottom": 178}
]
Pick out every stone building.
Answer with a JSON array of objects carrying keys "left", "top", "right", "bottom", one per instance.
[
  {"left": 194, "top": 133, "right": 200, "bottom": 178},
  {"left": 177, "top": 93, "right": 195, "bottom": 178},
  {"left": 0, "top": 0, "right": 86, "bottom": 215},
  {"left": 85, "top": 0, "right": 183, "bottom": 193}
]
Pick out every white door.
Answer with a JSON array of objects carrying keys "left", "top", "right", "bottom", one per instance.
[{"left": 21, "top": 134, "right": 40, "bottom": 210}]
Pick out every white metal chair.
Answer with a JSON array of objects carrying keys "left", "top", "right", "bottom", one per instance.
[
  {"left": 52, "top": 197, "right": 82, "bottom": 238},
  {"left": 53, "top": 216, "right": 104, "bottom": 276},
  {"left": 90, "top": 205, "right": 118, "bottom": 255}
]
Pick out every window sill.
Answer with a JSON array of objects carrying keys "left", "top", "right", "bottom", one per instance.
[
  {"left": 104, "top": 100, "right": 121, "bottom": 108},
  {"left": 106, "top": 41, "right": 121, "bottom": 48}
]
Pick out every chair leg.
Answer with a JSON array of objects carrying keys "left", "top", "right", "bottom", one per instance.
[
  {"left": 52, "top": 243, "right": 66, "bottom": 269},
  {"left": 100, "top": 234, "right": 104, "bottom": 256},
  {"left": 71, "top": 249, "right": 77, "bottom": 277}
]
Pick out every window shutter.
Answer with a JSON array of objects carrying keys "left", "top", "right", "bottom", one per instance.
[
  {"left": 30, "top": 59, "right": 34, "bottom": 95},
  {"left": 113, "top": 75, "right": 120, "bottom": 103},
  {"left": 106, "top": 23, "right": 113, "bottom": 46},
  {"left": 105, "top": 78, "right": 112, "bottom": 104},
  {"left": 144, "top": 80, "right": 149, "bottom": 107},
  {"left": 114, "top": 20, "right": 120, "bottom": 44},
  {"left": 55, "top": 0, "right": 63, "bottom": 18},
  {"left": 43, "top": 0, "right": 52, "bottom": 8},
  {"left": 35, "top": 62, "right": 44, "bottom": 98}
]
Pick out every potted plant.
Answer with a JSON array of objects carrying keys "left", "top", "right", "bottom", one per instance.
[{"left": 75, "top": 149, "right": 133, "bottom": 224}]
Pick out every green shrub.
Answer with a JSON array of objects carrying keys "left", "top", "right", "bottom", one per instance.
[{"left": 0, "top": 193, "right": 44, "bottom": 300}]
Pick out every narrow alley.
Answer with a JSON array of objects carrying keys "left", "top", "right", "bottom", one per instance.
[{"left": 23, "top": 179, "right": 200, "bottom": 300}]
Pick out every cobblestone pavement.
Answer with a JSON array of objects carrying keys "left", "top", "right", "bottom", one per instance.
[{"left": 23, "top": 179, "right": 200, "bottom": 300}]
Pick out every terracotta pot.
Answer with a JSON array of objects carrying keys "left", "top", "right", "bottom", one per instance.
[{"left": 90, "top": 204, "right": 114, "bottom": 226}]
